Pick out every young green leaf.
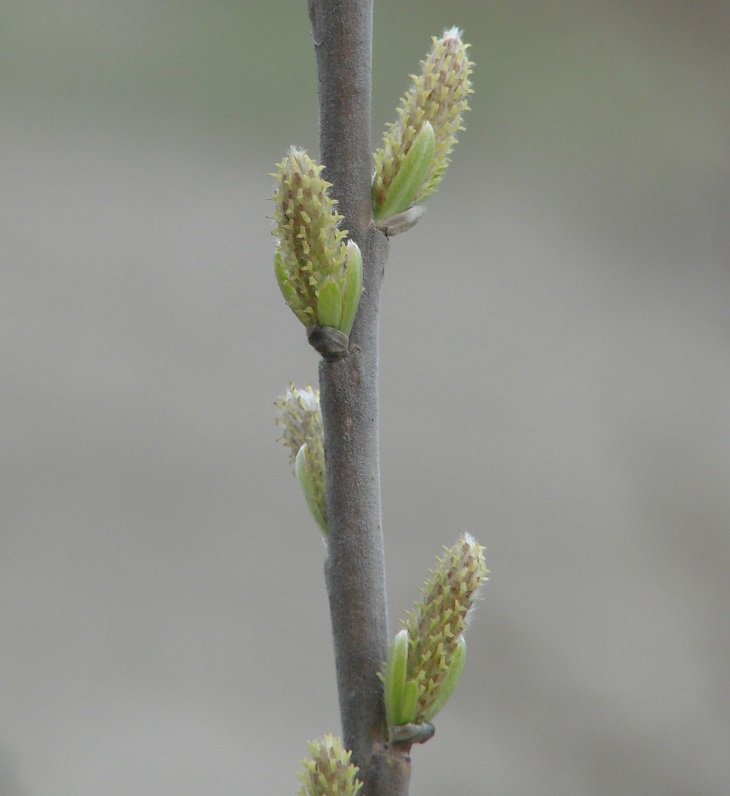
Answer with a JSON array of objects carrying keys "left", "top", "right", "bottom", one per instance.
[
  {"left": 317, "top": 279, "right": 343, "bottom": 330},
  {"left": 398, "top": 679, "right": 419, "bottom": 727},
  {"left": 338, "top": 241, "right": 363, "bottom": 335},
  {"left": 295, "top": 444, "right": 328, "bottom": 535},
  {"left": 373, "top": 122, "right": 436, "bottom": 224},
  {"left": 384, "top": 628, "right": 410, "bottom": 729}
]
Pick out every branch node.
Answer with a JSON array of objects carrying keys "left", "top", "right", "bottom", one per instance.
[
  {"left": 388, "top": 722, "right": 436, "bottom": 745},
  {"left": 308, "top": 325, "right": 350, "bottom": 360}
]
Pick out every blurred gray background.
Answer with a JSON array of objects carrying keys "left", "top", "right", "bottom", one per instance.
[{"left": 2, "top": 1, "right": 729, "bottom": 794}]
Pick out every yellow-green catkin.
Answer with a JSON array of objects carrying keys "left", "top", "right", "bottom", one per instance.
[
  {"left": 271, "top": 148, "right": 348, "bottom": 327},
  {"left": 372, "top": 27, "right": 473, "bottom": 221},
  {"left": 275, "top": 384, "right": 327, "bottom": 532},
  {"left": 298, "top": 735, "right": 363, "bottom": 796},
  {"left": 404, "top": 533, "right": 488, "bottom": 721},
  {"left": 275, "top": 384, "right": 322, "bottom": 466}
]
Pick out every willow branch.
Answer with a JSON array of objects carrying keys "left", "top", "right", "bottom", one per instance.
[{"left": 307, "top": 1, "right": 411, "bottom": 794}]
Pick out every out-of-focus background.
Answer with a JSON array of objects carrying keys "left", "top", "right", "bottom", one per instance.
[{"left": 2, "top": 1, "right": 729, "bottom": 794}]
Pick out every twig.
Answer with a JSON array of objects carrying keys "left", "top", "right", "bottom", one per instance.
[{"left": 307, "top": 1, "right": 412, "bottom": 794}]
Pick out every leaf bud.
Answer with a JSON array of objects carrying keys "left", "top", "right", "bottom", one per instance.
[
  {"left": 275, "top": 384, "right": 327, "bottom": 534},
  {"left": 372, "top": 27, "right": 474, "bottom": 229},
  {"left": 388, "top": 534, "right": 488, "bottom": 728},
  {"left": 271, "top": 148, "right": 362, "bottom": 344}
]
